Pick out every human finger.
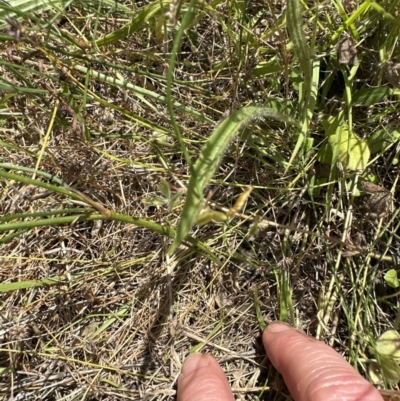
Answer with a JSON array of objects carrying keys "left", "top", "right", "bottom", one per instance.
[
  {"left": 263, "top": 322, "right": 383, "bottom": 401},
  {"left": 177, "top": 353, "right": 234, "bottom": 401}
]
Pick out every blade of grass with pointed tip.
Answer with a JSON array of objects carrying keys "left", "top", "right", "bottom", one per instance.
[
  {"left": 166, "top": 0, "right": 197, "bottom": 176},
  {"left": 95, "top": 0, "right": 167, "bottom": 47},
  {"left": 72, "top": 64, "right": 213, "bottom": 124},
  {"left": 169, "top": 106, "right": 299, "bottom": 254},
  {"left": 285, "top": 0, "right": 314, "bottom": 172},
  {"left": 253, "top": 285, "right": 266, "bottom": 330},
  {"left": 287, "top": 0, "right": 312, "bottom": 92},
  {"left": 0, "top": 275, "right": 68, "bottom": 293},
  {"left": 0, "top": 0, "right": 71, "bottom": 24},
  {"left": 286, "top": 59, "right": 320, "bottom": 173}
]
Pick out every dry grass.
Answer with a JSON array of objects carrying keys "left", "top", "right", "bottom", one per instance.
[{"left": 1, "top": 0, "right": 400, "bottom": 399}]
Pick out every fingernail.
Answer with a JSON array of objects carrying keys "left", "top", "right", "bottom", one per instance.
[
  {"left": 181, "top": 353, "right": 211, "bottom": 375},
  {"left": 265, "top": 322, "right": 293, "bottom": 333}
]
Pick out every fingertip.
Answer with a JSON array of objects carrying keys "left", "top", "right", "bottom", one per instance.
[
  {"left": 264, "top": 321, "right": 294, "bottom": 334},
  {"left": 262, "top": 322, "right": 304, "bottom": 370},
  {"left": 178, "top": 354, "right": 235, "bottom": 401},
  {"left": 262, "top": 322, "right": 383, "bottom": 401},
  {"left": 180, "top": 353, "right": 212, "bottom": 375}
]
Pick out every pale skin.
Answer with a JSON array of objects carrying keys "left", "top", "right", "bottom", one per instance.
[{"left": 177, "top": 322, "right": 383, "bottom": 401}]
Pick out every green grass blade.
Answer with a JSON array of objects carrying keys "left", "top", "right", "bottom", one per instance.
[
  {"left": 169, "top": 106, "right": 299, "bottom": 254},
  {"left": 166, "top": 0, "right": 197, "bottom": 174},
  {"left": 0, "top": 170, "right": 81, "bottom": 200},
  {"left": 285, "top": 0, "right": 318, "bottom": 172},
  {"left": 0, "top": 0, "right": 70, "bottom": 23},
  {"left": 253, "top": 285, "right": 266, "bottom": 330},
  {"left": 72, "top": 64, "right": 213, "bottom": 124},
  {"left": 0, "top": 276, "right": 66, "bottom": 293},
  {"left": 95, "top": 1, "right": 168, "bottom": 47},
  {"left": 286, "top": 0, "right": 312, "bottom": 97}
]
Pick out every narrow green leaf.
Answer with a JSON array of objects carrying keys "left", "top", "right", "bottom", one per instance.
[
  {"left": 0, "top": 276, "right": 66, "bottom": 292},
  {"left": 189, "top": 321, "right": 224, "bottom": 353},
  {"left": 253, "top": 286, "right": 266, "bottom": 330},
  {"left": 90, "top": 306, "right": 130, "bottom": 339},
  {"left": 142, "top": 196, "right": 168, "bottom": 206},
  {"left": 196, "top": 208, "right": 228, "bottom": 226},
  {"left": 72, "top": 65, "right": 213, "bottom": 124},
  {"left": 286, "top": 0, "right": 312, "bottom": 93},
  {"left": 0, "top": 0, "right": 70, "bottom": 24},
  {"left": 169, "top": 106, "right": 299, "bottom": 253},
  {"left": 100, "top": 378, "right": 123, "bottom": 389},
  {"left": 285, "top": 52, "right": 320, "bottom": 172},
  {"left": 95, "top": 1, "right": 166, "bottom": 47}
]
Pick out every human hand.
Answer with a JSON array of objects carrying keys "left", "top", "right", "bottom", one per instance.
[{"left": 177, "top": 321, "right": 383, "bottom": 401}]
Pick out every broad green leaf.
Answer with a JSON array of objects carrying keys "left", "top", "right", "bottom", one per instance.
[
  {"left": 158, "top": 179, "right": 171, "bottom": 199},
  {"left": 169, "top": 106, "right": 299, "bottom": 254},
  {"left": 352, "top": 86, "right": 392, "bottom": 106},
  {"left": 317, "top": 143, "right": 334, "bottom": 166},
  {"left": 376, "top": 330, "right": 400, "bottom": 359},
  {"left": 252, "top": 60, "right": 281, "bottom": 78},
  {"left": 367, "top": 127, "right": 400, "bottom": 155},
  {"left": 325, "top": 118, "right": 370, "bottom": 172},
  {"left": 385, "top": 270, "right": 399, "bottom": 289},
  {"left": 379, "top": 355, "right": 400, "bottom": 383},
  {"left": 369, "top": 357, "right": 400, "bottom": 384}
]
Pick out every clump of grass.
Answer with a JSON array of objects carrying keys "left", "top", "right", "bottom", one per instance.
[{"left": 1, "top": 0, "right": 400, "bottom": 399}]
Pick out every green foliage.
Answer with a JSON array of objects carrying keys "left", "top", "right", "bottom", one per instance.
[
  {"left": 95, "top": 1, "right": 163, "bottom": 47},
  {"left": 142, "top": 179, "right": 184, "bottom": 209},
  {"left": 367, "top": 126, "right": 400, "bottom": 155},
  {"left": 195, "top": 208, "right": 228, "bottom": 226},
  {"left": 1, "top": 0, "right": 400, "bottom": 397},
  {"left": 352, "top": 86, "right": 393, "bottom": 106},
  {"left": 286, "top": 0, "right": 311, "bottom": 99},
  {"left": 253, "top": 286, "right": 267, "bottom": 331},
  {"left": 284, "top": 0, "right": 320, "bottom": 171},
  {"left": 370, "top": 330, "right": 400, "bottom": 384},
  {"left": 317, "top": 115, "right": 370, "bottom": 173},
  {"left": 169, "top": 106, "right": 299, "bottom": 254},
  {"left": 384, "top": 270, "right": 399, "bottom": 289}
]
